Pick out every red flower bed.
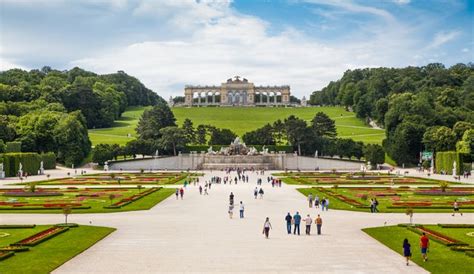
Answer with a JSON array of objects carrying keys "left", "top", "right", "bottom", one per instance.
[
  {"left": 416, "top": 226, "right": 462, "bottom": 245},
  {"left": 13, "top": 226, "right": 68, "bottom": 246}
]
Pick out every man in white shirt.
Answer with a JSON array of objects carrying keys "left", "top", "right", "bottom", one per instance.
[
  {"left": 304, "top": 214, "right": 312, "bottom": 235},
  {"left": 240, "top": 201, "right": 245, "bottom": 218}
]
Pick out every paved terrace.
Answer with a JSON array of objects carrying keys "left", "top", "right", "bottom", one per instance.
[{"left": 1, "top": 170, "right": 473, "bottom": 273}]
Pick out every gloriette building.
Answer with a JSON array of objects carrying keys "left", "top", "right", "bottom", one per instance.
[{"left": 184, "top": 76, "right": 290, "bottom": 106}]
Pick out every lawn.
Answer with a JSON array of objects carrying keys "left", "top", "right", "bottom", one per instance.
[
  {"left": 0, "top": 187, "right": 175, "bottom": 213},
  {"left": 0, "top": 225, "right": 115, "bottom": 274},
  {"left": 88, "top": 106, "right": 385, "bottom": 145},
  {"left": 297, "top": 186, "right": 474, "bottom": 213},
  {"left": 363, "top": 225, "right": 474, "bottom": 274}
]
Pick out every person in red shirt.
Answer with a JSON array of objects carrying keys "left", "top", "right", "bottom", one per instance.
[{"left": 420, "top": 233, "right": 429, "bottom": 262}]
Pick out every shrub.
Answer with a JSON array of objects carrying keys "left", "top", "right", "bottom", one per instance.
[
  {"left": 1, "top": 153, "right": 42, "bottom": 177},
  {"left": 5, "top": 141, "right": 21, "bottom": 153},
  {"left": 40, "top": 152, "right": 56, "bottom": 169}
]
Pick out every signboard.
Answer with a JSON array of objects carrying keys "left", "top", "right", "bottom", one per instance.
[{"left": 421, "top": 151, "right": 433, "bottom": 161}]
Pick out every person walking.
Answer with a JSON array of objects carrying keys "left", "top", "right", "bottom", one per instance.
[
  {"left": 403, "top": 238, "right": 412, "bottom": 266},
  {"left": 259, "top": 188, "right": 264, "bottom": 199},
  {"left": 199, "top": 185, "right": 203, "bottom": 195},
  {"left": 315, "top": 214, "right": 322, "bottom": 235},
  {"left": 179, "top": 188, "right": 184, "bottom": 199},
  {"left": 228, "top": 204, "right": 234, "bottom": 219},
  {"left": 262, "top": 217, "right": 272, "bottom": 239},
  {"left": 204, "top": 187, "right": 209, "bottom": 195},
  {"left": 285, "top": 213, "right": 292, "bottom": 234},
  {"left": 175, "top": 188, "right": 179, "bottom": 200},
  {"left": 370, "top": 199, "right": 374, "bottom": 213},
  {"left": 293, "top": 212, "right": 301, "bottom": 235},
  {"left": 239, "top": 201, "right": 245, "bottom": 218},
  {"left": 321, "top": 198, "right": 326, "bottom": 211},
  {"left": 452, "top": 200, "right": 463, "bottom": 216},
  {"left": 325, "top": 198, "right": 330, "bottom": 211},
  {"left": 304, "top": 214, "right": 312, "bottom": 235},
  {"left": 254, "top": 187, "right": 258, "bottom": 199},
  {"left": 373, "top": 198, "right": 379, "bottom": 213},
  {"left": 229, "top": 192, "right": 234, "bottom": 205},
  {"left": 308, "top": 194, "right": 313, "bottom": 208},
  {"left": 420, "top": 232, "right": 429, "bottom": 262},
  {"left": 314, "top": 195, "right": 320, "bottom": 208}
]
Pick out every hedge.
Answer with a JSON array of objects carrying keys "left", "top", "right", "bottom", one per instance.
[
  {"left": 435, "top": 151, "right": 470, "bottom": 175},
  {"left": 0, "top": 224, "right": 36, "bottom": 229},
  {"left": 0, "top": 152, "right": 56, "bottom": 177}
]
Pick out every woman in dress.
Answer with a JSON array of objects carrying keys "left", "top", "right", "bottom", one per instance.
[{"left": 262, "top": 217, "right": 272, "bottom": 239}]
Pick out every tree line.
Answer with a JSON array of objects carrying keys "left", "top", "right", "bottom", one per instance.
[
  {"left": 0, "top": 66, "right": 164, "bottom": 165},
  {"left": 93, "top": 103, "right": 385, "bottom": 166},
  {"left": 309, "top": 63, "right": 473, "bottom": 165}
]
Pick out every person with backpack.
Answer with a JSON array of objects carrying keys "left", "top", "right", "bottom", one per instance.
[{"left": 315, "top": 214, "right": 322, "bottom": 235}]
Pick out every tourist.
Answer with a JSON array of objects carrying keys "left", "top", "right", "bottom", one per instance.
[
  {"left": 184, "top": 180, "right": 188, "bottom": 188},
  {"left": 370, "top": 199, "right": 374, "bottom": 213},
  {"left": 228, "top": 204, "right": 234, "bottom": 219},
  {"left": 179, "top": 188, "right": 184, "bottom": 199},
  {"left": 254, "top": 187, "right": 258, "bottom": 199},
  {"left": 262, "top": 217, "right": 272, "bottom": 239},
  {"left": 325, "top": 198, "right": 330, "bottom": 211},
  {"left": 320, "top": 198, "right": 326, "bottom": 211},
  {"left": 259, "top": 188, "right": 264, "bottom": 199},
  {"left": 315, "top": 214, "right": 322, "bottom": 235},
  {"left": 403, "top": 238, "right": 411, "bottom": 266},
  {"left": 199, "top": 185, "right": 203, "bottom": 195},
  {"left": 308, "top": 193, "right": 313, "bottom": 208},
  {"left": 175, "top": 188, "right": 179, "bottom": 200},
  {"left": 373, "top": 198, "right": 379, "bottom": 212},
  {"left": 304, "top": 214, "right": 312, "bottom": 235},
  {"left": 452, "top": 200, "right": 463, "bottom": 216},
  {"left": 239, "top": 201, "right": 245, "bottom": 218},
  {"left": 293, "top": 212, "right": 301, "bottom": 235},
  {"left": 230, "top": 192, "right": 234, "bottom": 205},
  {"left": 285, "top": 213, "right": 292, "bottom": 234},
  {"left": 420, "top": 232, "right": 429, "bottom": 262},
  {"left": 314, "top": 195, "right": 320, "bottom": 208},
  {"left": 204, "top": 187, "right": 209, "bottom": 195}
]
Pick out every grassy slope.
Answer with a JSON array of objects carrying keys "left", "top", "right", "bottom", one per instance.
[
  {"left": 0, "top": 187, "right": 175, "bottom": 214},
  {"left": 0, "top": 225, "right": 115, "bottom": 274},
  {"left": 363, "top": 226, "right": 474, "bottom": 274},
  {"left": 88, "top": 106, "right": 385, "bottom": 145}
]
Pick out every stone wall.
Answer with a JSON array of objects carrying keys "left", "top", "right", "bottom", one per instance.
[{"left": 109, "top": 154, "right": 363, "bottom": 171}]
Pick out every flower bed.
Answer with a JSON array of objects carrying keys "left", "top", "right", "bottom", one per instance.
[
  {"left": 407, "top": 226, "right": 467, "bottom": 246},
  {"left": 318, "top": 188, "right": 365, "bottom": 207},
  {"left": 414, "top": 190, "right": 474, "bottom": 196},
  {"left": 104, "top": 187, "right": 160, "bottom": 209},
  {"left": 0, "top": 245, "right": 29, "bottom": 252},
  {"left": 3, "top": 191, "right": 64, "bottom": 197},
  {"left": 0, "top": 251, "right": 14, "bottom": 261},
  {"left": 12, "top": 226, "right": 69, "bottom": 246}
]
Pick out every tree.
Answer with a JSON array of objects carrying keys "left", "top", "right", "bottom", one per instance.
[
  {"left": 384, "top": 121, "right": 425, "bottom": 165},
  {"left": 125, "top": 139, "right": 156, "bottom": 158},
  {"left": 136, "top": 102, "right": 176, "bottom": 140},
  {"left": 453, "top": 121, "right": 473, "bottom": 140},
  {"left": 272, "top": 119, "right": 284, "bottom": 144},
  {"left": 92, "top": 144, "right": 114, "bottom": 165},
  {"left": 62, "top": 206, "right": 72, "bottom": 225},
  {"left": 284, "top": 115, "right": 308, "bottom": 155},
  {"left": 242, "top": 124, "right": 275, "bottom": 145},
  {"left": 182, "top": 118, "right": 196, "bottom": 144},
  {"left": 209, "top": 128, "right": 237, "bottom": 145},
  {"left": 311, "top": 112, "right": 336, "bottom": 138},
  {"left": 158, "top": 126, "right": 188, "bottom": 156},
  {"left": 363, "top": 144, "right": 385, "bottom": 167},
  {"left": 196, "top": 125, "right": 207, "bottom": 145},
  {"left": 54, "top": 111, "right": 91, "bottom": 166},
  {"left": 456, "top": 129, "right": 474, "bottom": 157},
  {"left": 422, "top": 126, "right": 456, "bottom": 152}
]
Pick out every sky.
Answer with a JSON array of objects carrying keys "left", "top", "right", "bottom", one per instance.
[{"left": 0, "top": 0, "right": 472, "bottom": 99}]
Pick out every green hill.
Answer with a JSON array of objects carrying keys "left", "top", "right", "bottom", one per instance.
[{"left": 88, "top": 106, "right": 384, "bottom": 146}]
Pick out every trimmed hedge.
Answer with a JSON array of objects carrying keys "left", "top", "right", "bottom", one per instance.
[
  {"left": 0, "top": 224, "right": 36, "bottom": 229},
  {"left": 435, "top": 151, "right": 470, "bottom": 175},
  {"left": 438, "top": 224, "right": 474, "bottom": 228},
  {"left": 0, "top": 152, "right": 56, "bottom": 177},
  {"left": 0, "top": 251, "right": 14, "bottom": 261}
]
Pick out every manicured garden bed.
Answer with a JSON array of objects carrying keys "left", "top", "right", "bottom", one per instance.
[
  {"left": 298, "top": 186, "right": 474, "bottom": 213},
  {"left": 0, "top": 187, "right": 175, "bottom": 213},
  {"left": 28, "top": 172, "right": 201, "bottom": 186},
  {"left": 363, "top": 224, "right": 474, "bottom": 274},
  {"left": 0, "top": 225, "right": 115, "bottom": 273}
]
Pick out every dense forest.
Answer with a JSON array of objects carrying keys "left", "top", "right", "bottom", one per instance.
[
  {"left": 0, "top": 66, "right": 164, "bottom": 165},
  {"left": 309, "top": 63, "right": 474, "bottom": 165}
]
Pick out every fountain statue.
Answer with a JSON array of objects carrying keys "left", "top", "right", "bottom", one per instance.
[
  {"left": 0, "top": 163, "right": 4, "bottom": 179},
  {"left": 18, "top": 162, "right": 23, "bottom": 177},
  {"left": 452, "top": 161, "right": 457, "bottom": 176},
  {"left": 104, "top": 161, "right": 109, "bottom": 172},
  {"left": 39, "top": 161, "right": 44, "bottom": 175}
]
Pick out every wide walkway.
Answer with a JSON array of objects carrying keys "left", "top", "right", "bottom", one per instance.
[{"left": 1, "top": 170, "right": 473, "bottom": 273}]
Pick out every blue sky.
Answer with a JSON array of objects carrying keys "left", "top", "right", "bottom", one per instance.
[{"left": 0, "top": 0, "right": 472, "bottom": 98}]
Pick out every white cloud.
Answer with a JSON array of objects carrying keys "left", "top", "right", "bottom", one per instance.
[
  {"left": 428, "top": 30, "right": 461, "bottom": 49},
  {"left": 392, "top": 0, "right": 410, "bottom": 5},
  {"left": 461, "top": 48, "right": 469, "bottom": 52}
]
